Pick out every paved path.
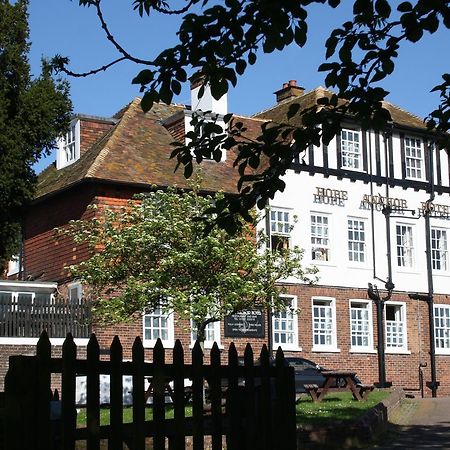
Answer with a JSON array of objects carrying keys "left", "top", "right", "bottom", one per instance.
[{"left": 370, "top": 397, "right": 450, "bottom": 449}]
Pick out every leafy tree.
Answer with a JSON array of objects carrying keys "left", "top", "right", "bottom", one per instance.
[
  {"left": 61, "top": 182, "right": 317, "bottom": 344},
  {"left": 53, "top": 0, "right": 449, "bottom": 232},
  {"left": 0, "top": 0, "right": 72, "bottom": 268}
]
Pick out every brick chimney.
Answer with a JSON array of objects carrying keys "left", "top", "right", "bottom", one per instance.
[{"left": 274, "top": 80, "right": 305, "bottom": 103}]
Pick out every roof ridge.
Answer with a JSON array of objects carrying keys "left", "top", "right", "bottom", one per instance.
[
  {"left": 252, "top": 86, "right": 331, "bottom": 117},
  {"left": 86, "top": 99, "right": 139, "bottom": 178},
  {"left": 382, "top": 100, "right": 425, "bottom": 124}
]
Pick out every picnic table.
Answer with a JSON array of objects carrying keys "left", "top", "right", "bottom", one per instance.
[{"left": 304, "top": 370, "right": 374, "bottom": 403}]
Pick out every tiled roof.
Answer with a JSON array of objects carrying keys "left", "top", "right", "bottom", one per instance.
[
  {"left": 36, "top": 89, "right": 430, "bottom": 201},
  {"left": 35, "top": 99, "right": 245, "bottom": 200},
  {"left": 255, "top": 87, "right": 427, "bottom": 130}
]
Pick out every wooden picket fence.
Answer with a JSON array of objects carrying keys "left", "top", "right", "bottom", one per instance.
[{"left": 3, "top": 332, "right": 296, "bottom": 450}]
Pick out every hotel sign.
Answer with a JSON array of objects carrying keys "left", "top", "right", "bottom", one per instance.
[
  {"left": 419, "top": 202, "right": 450, "bottom": 218},
  {"left": 313, "top": 187, "right": 348, "bottom": 207},
  {"left": 360, "top": 194, "right": 408, "bottom": 211},
  {"left": 224, "top": 309, "right": 265, "bottom": 338}
]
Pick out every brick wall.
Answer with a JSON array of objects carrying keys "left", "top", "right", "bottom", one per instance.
[
  {"left": 164, "top": 116, "right": 185, "bottom": 143},
  {"left": 79, "top": 118, "right": 115, "bottom": 157},
  {"left": 280, "top": 284, "right": 450, "bottom": 397},
  {"left": 23, "top": 185, "right": 96, "bottom": 282},
  {"left": 23, "top": 184, "right": 146, "bottom": 283}
]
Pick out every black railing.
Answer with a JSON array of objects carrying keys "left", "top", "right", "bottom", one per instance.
[{"left": 0, "top": 296, "right": 91, "bottom": 338}]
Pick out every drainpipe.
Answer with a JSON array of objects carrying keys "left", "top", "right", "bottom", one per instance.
[
  {"left": 409, "top": 139, "right": 439, "bottom": 397},
  {"left": 367, "top": 126, "right": 394, "bottom": 388},
  {"left": 265, "top": 206, "right": 274, "bottom": 357}
]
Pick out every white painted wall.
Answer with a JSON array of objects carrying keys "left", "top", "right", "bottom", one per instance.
[{"left": 265, "top": 130, "right": 450, "bottom": 295}]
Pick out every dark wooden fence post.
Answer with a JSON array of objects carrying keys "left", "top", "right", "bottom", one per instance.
[
  {"left": 274, "top": 347, "right": 296, "bottom": 450},
  {"left": 192, "top": 341, "right": 204, "bottom": 450},
  {"left": 4, "top": 356, "right": 31, "bottom": 450},
  {"left": 109, "top": 336, "right": 123, "bottom": 450},
  {"left": 244, "top": 343, "right": 256, "bottom": 450},
  {"left": 62, "top": 333, "right": 77, "bottom": 450},
  {"left": 209, "top": 342, "right": 222, "bottom": 450},
  {"left": 172, "top": 340, "right": 186, "bottom": 450},
  {"left": 36, "top": 331, "right": 52, "bottom": 450},
  {"left": 153, "top": 338, "right": 166, "bottom": 450},
  {"left": 132, "top": 336, "right": 145, "bottom": 450},
  {"left": 226, "top": 343, "right": 240, "bottom": 450},
  {"left": 258, "top": 345, "right": 271, "bottom": 450},
  {"left": 87, "top": 334, "right": 100, "bottom": 450}
]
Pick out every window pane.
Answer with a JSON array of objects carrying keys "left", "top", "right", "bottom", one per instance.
[
  {"left": 341, "top": 129, "right": 361, "bottom": 169},
  {"left": 313, "top": 299, "right": 335, "bottom": 348},
  {"left": 272, "top": 297, "right": 297, "bottom": 348}
]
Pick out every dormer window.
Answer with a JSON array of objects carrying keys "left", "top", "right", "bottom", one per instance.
[{"left": 57, "top": 119, "right": 80, "bottom": 169}]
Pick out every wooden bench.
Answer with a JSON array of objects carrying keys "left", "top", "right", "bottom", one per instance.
[
  {"left": 303, "top": 384, "right": 320, "bottom": 402},
  {"left": 356, "top": 384, "right": 375, "bottom": 400}
]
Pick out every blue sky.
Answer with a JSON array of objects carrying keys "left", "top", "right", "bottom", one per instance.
[{"left": 29, "top": 1, "right": 449, "bottom": 172}]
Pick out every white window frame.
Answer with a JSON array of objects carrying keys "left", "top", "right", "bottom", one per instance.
[
  {"left": 191, "top": 319, "right": 222, "bottom": 349},
  {"left": 347, "top": 217, "right": 367, "bottom": 264},
  {"left": 142, "top": 307, "right": 175, "bottom": 348},
  {"left": 311, "top": 296, "right": 339, "bottom": 352},
  {"left": 404, "top": 136, "right": 424, "bottom": 180},
  {"left": 396, "top": 223, "right": 415, "bottom": 269},
  {"left": 310, "top": 213, "right": 331, "bottom": 262},
  {"left": 0, "top": 290, "right": 56, "bottom": 312},
  {"left": 0, "top": 291, "right": 33, "bottom": 312},
  {"left": 349, "top": 300, "right": 375, "bottom": 353},
  {"left": 272, "top": 294, "right": 300, "bottom": 351},
  {"left": 57, "top": 119, "right": 80, "bottom": 170},
  {"left": 340, "top": 129, "right": 361, "bottom": 170},
  {"left": 385, "top": 301, "right": 409, "bottom": 354},
  {"left": 268, "top": 207, "right": 291, "bottom": 251},
  {"left": 434, "top": 304, "right": 450, "bottom": 355},
  {"left": 7, "top": 256, "right": 20, "bottom": 276},
  {"left": 68, "top": 282, "right": 82, "bottom": 303},
  {"left": 431, "top": 227, "right": 448, "bottom": 272}
]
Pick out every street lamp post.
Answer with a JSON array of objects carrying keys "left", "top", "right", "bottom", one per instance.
[{"left": 408, "top": 140, "right": 439, "bottom": 397}]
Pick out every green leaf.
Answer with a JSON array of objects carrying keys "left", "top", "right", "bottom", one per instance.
[
  {"left": 375, "top": 0, "right": 391, "bottom": 18},
  {"left": 294, "top": 25, "right": 307, "bottom": 47},
  {"left": 141, "top": 91, "right": 155, "bottom": 112},
  {"left": 171, "top": 79, "right": 182, "bottom": 95},
  {"left": 287, "top": 103, "right": 300, "bottom": 119},
  {"left": 397, "top": 2, "right": 412, "bottom": 12},
  {"left": 325, "top": 36, "right": 339, "bottom": 59},
  {"left": 316, "top": 97, "right": 330, "bottom": 105},
  {"left": 184, "top": 161, "right": 193, "bottom": 178},
  {"left": 132, "top": 69, "right": 154, "bottom": 86},
  {"left": 236, "top": 59, "right": 247, "bottom": 75},
  {"left": 223, "top": 113, "right": 233, "bottom": 123}
]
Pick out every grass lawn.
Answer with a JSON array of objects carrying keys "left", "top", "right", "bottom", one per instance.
[
  {"left": 77, "top": 390, "right": 389, "bottom": 428},
  {"left": 77, "top": 405, "right": 193, "bottom": 427},
  {"left": 295, "top": 390, "right": 390, "bottom": 426}
]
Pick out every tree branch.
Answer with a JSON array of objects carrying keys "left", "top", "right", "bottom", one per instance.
[
  {"left": 57, "top": 57, "right": 128, "bottom": 78},
  {"left": 94, "top": 0, "right": 154, "bottom": 66},
  {"left": 152, "top": 0, "right": 195, "bottom": 15}
]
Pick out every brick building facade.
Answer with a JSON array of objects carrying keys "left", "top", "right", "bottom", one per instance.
[{"left": 2, "top": 80, "right": 450, "bottom": 396}]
